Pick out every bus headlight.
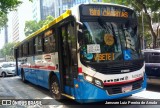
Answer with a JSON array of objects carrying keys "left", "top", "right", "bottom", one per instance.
[
  {"left": 85, "top": 75, "right": 93, "bottom": 82},
  {"left": 84, "top": 73, "right": 103, "bottom": 88}
]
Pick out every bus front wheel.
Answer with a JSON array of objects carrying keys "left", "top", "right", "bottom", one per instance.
[{"left": 50, "top": 75, "right": 62, "bottom": 100}]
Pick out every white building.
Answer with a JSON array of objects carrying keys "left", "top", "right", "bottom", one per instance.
[{"left": 7, "top": 0, "right": 33, "bottom": 43}]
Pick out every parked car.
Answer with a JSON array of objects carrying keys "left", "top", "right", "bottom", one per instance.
[
  {"left": 0, "top": 62, "right": 16, "bottom": 77},
  {"left": 142, "top": 49, "right": 160, "bottom": 84}
]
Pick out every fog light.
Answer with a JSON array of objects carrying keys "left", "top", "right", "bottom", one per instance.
[{"left": 95, "top": 79, "right": 102, "bottom": 87}]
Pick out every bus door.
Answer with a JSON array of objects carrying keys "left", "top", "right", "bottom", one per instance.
[{"left": 58, "top": 21, "right": 78, "bottom": 95}]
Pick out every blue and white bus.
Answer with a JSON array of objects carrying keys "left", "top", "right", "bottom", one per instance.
[{"left": 14, "top": 3, "right": 146, "bottom": 103}]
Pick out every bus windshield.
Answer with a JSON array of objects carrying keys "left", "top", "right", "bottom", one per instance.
[{"left": 80, "top": 20, "right": 141, "bottom": 63}]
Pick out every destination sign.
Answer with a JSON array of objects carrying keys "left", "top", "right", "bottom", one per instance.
[{"left": 80, "top": 5, "right": 135, "bottom": 18}]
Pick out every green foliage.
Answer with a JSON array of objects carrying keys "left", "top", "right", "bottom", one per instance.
[
  {"left": 0, "top": 42, "right": 16, "bottom": 57},
  {"left": 24, "top": 20, "right": 40, "bottom": 36},
  {"left": 24, "top": 15, "right": 54, "bottom": 36},
  {"left": 0, "top": 13, "right": 8, "bottom": 30},
  {"left": 152, "top": 13, "right": 160, "bottom": 23},
  {"left": 131, "top": 0, "right": 160, "bottom": 48},
  {"left": 102, "top": 0, "right": 130, "bottom": 5},
  {"left": 0, "top": 0, "right": 22, "bottom": 15},
  {"left": 0, "top": 0, "right": 32, "bottom": 29},
  {"left": 0, "top": 0, "right": 22, "bottom": 29},
  {"left": 43, "top": 15, "right": 54, "bottom": 26}
]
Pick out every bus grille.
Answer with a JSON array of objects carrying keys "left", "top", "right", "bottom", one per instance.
[
  {"left": 91, "top": 61, "right": 143, "bottom": 74},
  {"left": 104, "top": 79, "right": 143, "bottom": 95}
]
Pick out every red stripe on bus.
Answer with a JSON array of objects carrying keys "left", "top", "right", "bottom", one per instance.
[
  {"left": 78, "top": 67, "right": 82, "bottom": 73},
  {"left": 21, "top": 65, "right": 30, "bottom": 68},
  {"left": 21, "top": 65, "right": 56, "bottom": 71},
  {"left": 103, "top": 77, "right": 143, "bottom": 86}
]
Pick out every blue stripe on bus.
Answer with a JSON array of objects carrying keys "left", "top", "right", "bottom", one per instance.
[
  {"left": 18, "top": 67, "right": 60, "bottom": 89},
  {"left": 74, "top": 74, "right": 146, "bottom": 103}
]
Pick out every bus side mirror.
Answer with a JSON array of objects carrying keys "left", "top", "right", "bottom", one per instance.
[{"left": 76, "top": 21, "right": 83, "bottom": 29}]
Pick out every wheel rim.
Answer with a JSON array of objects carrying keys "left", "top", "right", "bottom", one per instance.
[{"left": 51, "top": 82, "right": 59, "bottom": 95}]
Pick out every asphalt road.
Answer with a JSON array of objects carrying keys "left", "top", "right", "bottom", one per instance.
[{"left": 0, "top": 76, "right": 160, "bottom": 108}]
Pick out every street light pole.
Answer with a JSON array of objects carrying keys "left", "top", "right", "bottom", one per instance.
[{"left": 158, "top": 12, "right": 159, "bottom": 40}]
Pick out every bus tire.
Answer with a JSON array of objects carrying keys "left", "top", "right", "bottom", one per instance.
[
  {"left": 21, "top": 70, "right": 26, "bottom": 83},
  {"left": 50, "top": 75, "right": 62, "bottom": 100}
]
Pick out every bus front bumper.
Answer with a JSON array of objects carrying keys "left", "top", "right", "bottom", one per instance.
[{"left": 74, "top": 75, "right": 147, "bottom": 103}]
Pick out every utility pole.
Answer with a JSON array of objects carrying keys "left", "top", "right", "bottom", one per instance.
[
  {"left": 158, "top": 12, "right": 159, "bottom": 39},
  {"left": 158, "top": 12, "right": 160, "bottom": 47}
]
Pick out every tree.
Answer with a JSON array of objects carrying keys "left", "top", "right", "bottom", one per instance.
[
  {"left": 0, "top": 0, "right": 32, "bottom": 29},
  {"left": 102, "top": 0, "right": 130, "bottom": 5},
  {"left": 0, "top": 0, "right": 22, "bottom": 29},
  {"left": 43, "top": 15, "right": 55, "bottom": 26},
  {"left": 0, "top": 14, "right": 8, "bottom": 30},
  {"left": 131, "top": 0, "right": 160, "bottom": 48},
  {"left": 0, "top": 42, "right": 16, "bottom": 57},
  {"left": 24, "top": 15, "right": 54, "bottom": 36},
  {"left": 24, "top": 20, "right": 41, "bottom": 36}
]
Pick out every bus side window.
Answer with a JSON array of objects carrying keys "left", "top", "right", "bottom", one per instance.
[
  {"left": 18, "top": 46, "right": 22, "bottom": 58},
  {"left": 44, "top": 29, "right": 56, "bottom": 53},
  {"left": 29, "top": 39, "right": 34, "bottom": 56},
  {"left": 22, "top": 43, "right": 29, "bottom": 57},
  {"left": 35, "top": 35, "right": 43, "bottom": 54}
]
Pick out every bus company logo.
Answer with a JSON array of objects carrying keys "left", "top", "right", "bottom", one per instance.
[
  {"left": 121, "top": 69, "right": 130, "bottom": 73},
  {"left": 44, "top": 54, "right": 51, "bottom": 62}
]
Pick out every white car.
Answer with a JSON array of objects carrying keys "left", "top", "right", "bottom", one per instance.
[{"left": 0, "top": 63, "right": 16, "bottom": 77}]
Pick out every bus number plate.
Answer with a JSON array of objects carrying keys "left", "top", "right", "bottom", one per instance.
[{"left": 122, "top": 85, "right": 132, "bottom": 93}]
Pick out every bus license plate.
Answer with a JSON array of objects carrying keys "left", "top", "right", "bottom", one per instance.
[{"left": 122, "top": 85, "right": 132, "bottom": 93}]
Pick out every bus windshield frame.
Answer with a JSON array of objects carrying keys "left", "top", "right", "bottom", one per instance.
[{"left": 78, "top": 5, "right": 142, "bottom": 65}]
